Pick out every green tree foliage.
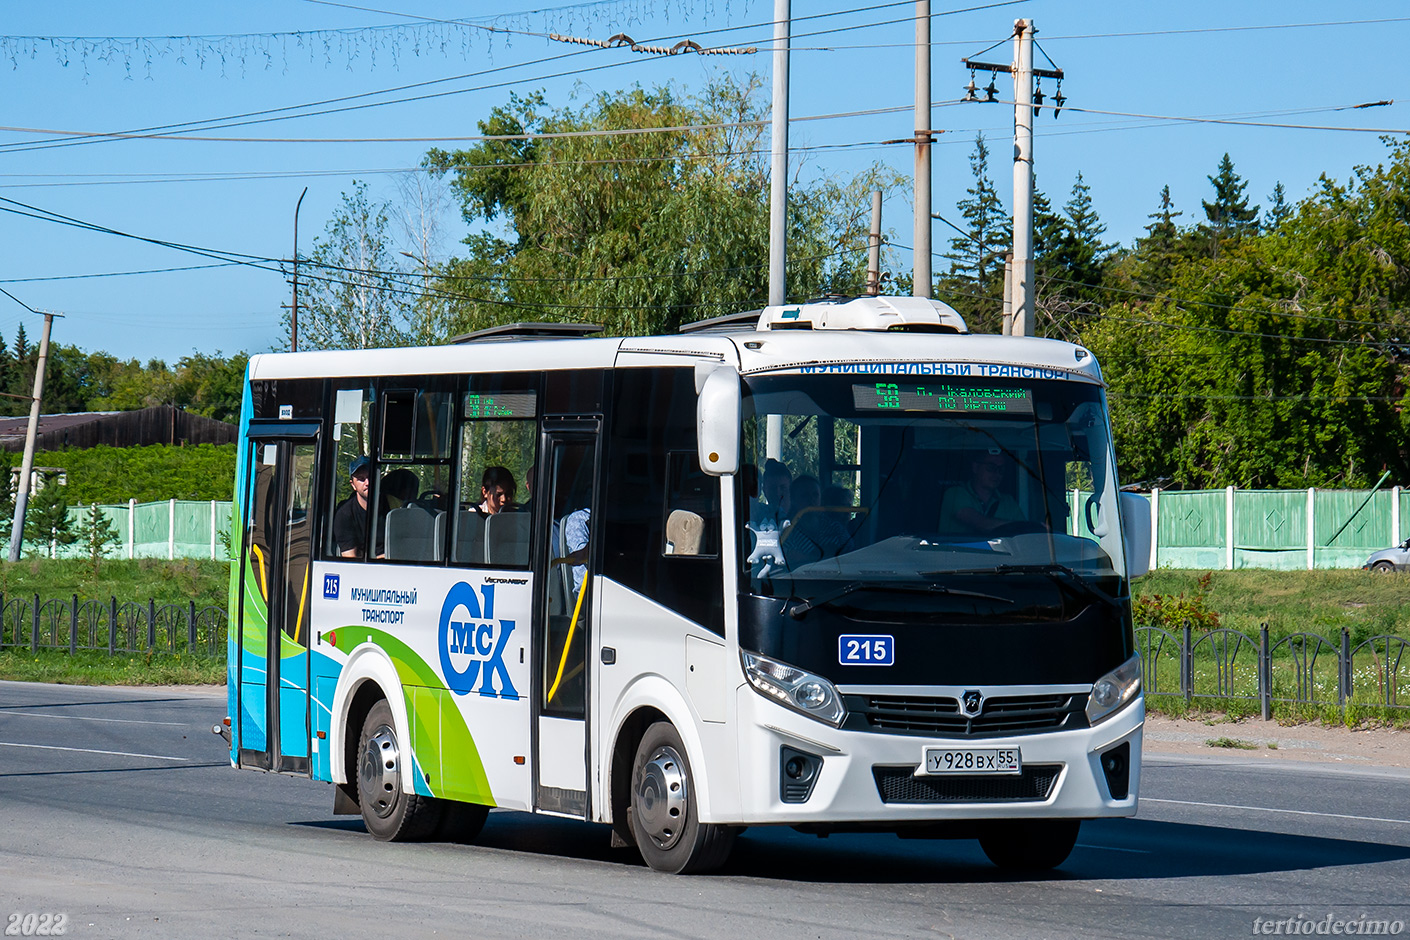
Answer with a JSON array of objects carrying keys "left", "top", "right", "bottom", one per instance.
[
  {"left": 81, "top": 502, "right": 122, "bottom": 573},
  {"left": 291, "top": 181, "right": 415, "bottom": 350},
  {"left": 1077, "top": 138, "right": 1410, "bottom": 489},
  {"left": 426, "top": 77, "right": 903, "bottom": 337},
  {"left": 1264, "top": 181, "right": 1292, "bottom": 230},
  {"left": 940, "top": 133, "right": 1011, "bottom": 331},
  {"left": 23, "top": 485, "right": 77, "bottom": 558},
  {"left": 0, "top": 445, "right": 236, "bottom": 503},
  {"left": 1201, "top": 153, "right": 1260, "bottom": 255}
]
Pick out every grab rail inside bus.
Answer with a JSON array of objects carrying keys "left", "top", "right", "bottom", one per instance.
[{"left": 546, "top": 564, "right": 589, "bottom": 704}]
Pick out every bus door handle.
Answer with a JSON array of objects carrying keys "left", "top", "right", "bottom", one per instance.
[{"left": 600, "top": 647, "right": 616, "bottom": 665}]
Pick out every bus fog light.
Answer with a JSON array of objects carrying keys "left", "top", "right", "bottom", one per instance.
[
  {"left": 1085, "top": 655, "right": 1141, "bottom": 726},
  {"left": 742, "top": 650, "right": 845, "bottom": 726}
]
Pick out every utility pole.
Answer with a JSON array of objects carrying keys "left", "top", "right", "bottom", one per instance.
[
  {"left": 912, "top": 0, "right": 932, "bottom": 298},
  {"left": 866, "top": 191, "right": 883, "bottom": 296},
  {"left": 1010, "top": 19, "right": 1035, "bottom": 336},
  {"left": 291, "top": 186, "right": 308, "bottom": 353},
  {"left": 8, "top": 312, "right": 58, "bottom": 562},
  {"left": 767, "top": 0, "right": 790, "bottom": 307},
  {"left": 963, "top": 20, "right": 1062, "bottom": 337}
]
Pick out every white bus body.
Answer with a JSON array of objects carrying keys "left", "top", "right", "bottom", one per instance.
[{"left": 226, "top": 297, "right": 1147, "bottom": 873}]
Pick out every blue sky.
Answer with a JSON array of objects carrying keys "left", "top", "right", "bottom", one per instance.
[{"left": 1, "top": 1, "right": 1405, "bottom": 362}]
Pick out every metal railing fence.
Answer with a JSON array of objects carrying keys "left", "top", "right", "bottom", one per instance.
[
  {"left": 1137, "top": 623, "right": 1409, "bottom": 717},
  {"left": 0, "top": 593, "right": 227, "bottom": 657}
]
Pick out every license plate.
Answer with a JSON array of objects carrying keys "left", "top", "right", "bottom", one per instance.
[{"left": 921, "top": 747, "right": 1022, "bottom": 776}]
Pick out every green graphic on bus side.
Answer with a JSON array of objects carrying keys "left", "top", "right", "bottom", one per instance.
[{"left": 325, "top": 626, "right": 495, "bottom": 807}]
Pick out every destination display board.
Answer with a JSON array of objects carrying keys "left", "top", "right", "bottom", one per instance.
[{"left": 852, "top": 382, "right": 1034, "bottom": 414}]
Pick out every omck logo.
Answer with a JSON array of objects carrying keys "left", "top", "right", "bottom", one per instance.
[
  {"left": 438, "top": 582, "right": 518, "bottom": 699},
  {"left": 960, "top": 689, "right": 984, "bottom": 717}
]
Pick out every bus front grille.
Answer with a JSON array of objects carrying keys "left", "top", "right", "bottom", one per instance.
[
  {"left": 848, "top": 693, "right": 1088, "bottom": 738},
  {"left": 872, "top": 764, "right": 1062, "bottom": 803}
]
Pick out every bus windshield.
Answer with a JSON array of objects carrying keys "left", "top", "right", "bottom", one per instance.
[{"left": 740, "top": 373, "right": 1126, "bottom": 622}]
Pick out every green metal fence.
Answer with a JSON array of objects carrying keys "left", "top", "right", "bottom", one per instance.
[
  {"left": 1072, "top": 487, "right": 1408, "bottom": 570},
  {"left": 27, "top": 499, "right": 234, "bottom": 561}
]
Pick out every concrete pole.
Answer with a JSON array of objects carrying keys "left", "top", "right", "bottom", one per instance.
[
  {"left": 1001, "top": 251, "right": 1014, "bottom": 335},
  {"left": 8, "top": 313, "right": 56, "bottom": 562},
  {"left": 291, "top": 186, "right": 308, "bottom": 353},
  {"left": 767, "top": 0, "right": 790, "bottom": 307},
  {"left": 1010, "top": 19, "right": 1035, "bottom": 337},
  {"left": 866, "top": 190, "right": 883, "bottom": 295},
  {"left": 912, "top": 0, "right": 932, "bottom": 298}
]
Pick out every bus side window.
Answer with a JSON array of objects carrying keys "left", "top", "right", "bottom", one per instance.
[
  {"left": 453, "top": 387, "right": 538, "bottom": 567},
  {"left": 663, "top": 452, "right": 719, "bottom": 557},
  {"left": 325, "top": 383, "right": 375, "bottom": 561}
]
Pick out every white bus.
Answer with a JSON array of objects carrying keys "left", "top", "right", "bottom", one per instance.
[{"left": 225, "top": 296, "right": 1149, "bottom": 873}]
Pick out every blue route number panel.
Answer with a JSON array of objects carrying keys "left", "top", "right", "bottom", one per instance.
[{"left": 839, "top": 634, "right": 894, "bottom": 666}]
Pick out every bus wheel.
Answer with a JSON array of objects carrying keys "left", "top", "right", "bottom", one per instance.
[
  {"left": 978, "top": 819, "right": 1081, "bottom": 871},
  {"left": 357, "top": 699, "right": 442, "bottom": 841},
  {"left": 629, "top": 722, "right": 735, "bottom": 874}
]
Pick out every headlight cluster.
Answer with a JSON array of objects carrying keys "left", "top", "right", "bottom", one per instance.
[
  {"left": 741, "top": 650, "right": 845, "bottom": 726},
  {"left": 1086, "top": 654, "right": 1142, "bottom": 725}
]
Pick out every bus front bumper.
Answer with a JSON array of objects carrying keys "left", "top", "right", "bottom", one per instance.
[{"left": 727, "top": 685, "right": 1143, "bottom": 826}]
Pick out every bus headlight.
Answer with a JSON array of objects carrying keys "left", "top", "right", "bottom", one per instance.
[
  {"left": 1086, "top": 654, "right": 1142, "bottom": 726},
  {"left": 741, "top": 650, "right": 845, "bottom": 726}
]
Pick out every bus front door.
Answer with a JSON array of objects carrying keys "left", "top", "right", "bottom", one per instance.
[
  {"left": 533, "top": 426, "right": 599, "bottom": 817},
  {"left": 237, "top": 428, "right": 319, "bottom": 775}
]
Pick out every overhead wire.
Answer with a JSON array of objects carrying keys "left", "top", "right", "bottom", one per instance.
[{"left": 0, "top": 0, "right": 1027, "bottom": 154}]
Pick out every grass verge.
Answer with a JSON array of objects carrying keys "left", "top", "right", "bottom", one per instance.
[
  {"left": 0, "top": 648, "right": 224, "bottom": 686},
  {"left": 0, "top": 558, "right": 228, "bottom": 609}
]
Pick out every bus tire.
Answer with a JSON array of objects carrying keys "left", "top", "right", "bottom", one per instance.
[
  {"left": 357, "top": 699, "right": 442, "bottom": 841},
  {"left": 978, "top": 819, "right": 1081, "bottom": 871},
  {"left": 436, "top": 800, "right": 490, "bottom": 844},
  {"left": 628, "top": 721, "right": 735, "bottom": 874}
]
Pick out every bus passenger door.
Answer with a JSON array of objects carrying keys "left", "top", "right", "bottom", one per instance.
[
  {"left": 237, "top": 426, "right": 320, "bottom": 775},
  {"left": 533, "top": 425, "right": 599, "bottom": 817}
]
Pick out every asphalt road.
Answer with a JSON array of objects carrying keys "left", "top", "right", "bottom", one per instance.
[{"left": 2, "top": 680, "right": 1409, "bottom": 940}]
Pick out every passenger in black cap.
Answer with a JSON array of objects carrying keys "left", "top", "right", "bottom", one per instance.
[{"left": 333, "top": 455, "right": 383, "bottom": 558}]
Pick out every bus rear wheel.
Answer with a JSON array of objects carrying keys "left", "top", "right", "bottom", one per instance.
[
  {"left": 978, "top": 819, "right": 1081, "bottom": 871},
  {"left": 357, "top": 699, "right": 442, "bottom": 841},
  {"left": 629, "top": 722, "right": 735, "bottom": 874}
]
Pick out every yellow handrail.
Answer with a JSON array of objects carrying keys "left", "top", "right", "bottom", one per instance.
[
  {"left": 546, "top": 569, "right": 589, "bottom": 704},
  {"left": 250, "top": 543, "right": 269, "bottom": 603}
]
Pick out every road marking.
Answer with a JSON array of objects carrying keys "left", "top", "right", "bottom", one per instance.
[
  {"left": 0, "top": 741, "right": 190, "bottom": 762},
  {"left": 0, "top": 710, "right": 186, "bottom": 727},
  {"left": 1144, "top": 797, "right": 1410, "bottom": 826}
]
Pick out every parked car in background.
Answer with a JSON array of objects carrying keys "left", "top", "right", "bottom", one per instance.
[{"left": 1363, "top": 538, "right": 1410, "bottom": 571}]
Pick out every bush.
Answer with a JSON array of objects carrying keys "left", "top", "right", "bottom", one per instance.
[{"left": 0, "top": 444, "right": 236, "bottom": 502}]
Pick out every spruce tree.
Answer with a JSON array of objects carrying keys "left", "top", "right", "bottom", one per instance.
[
  {"left": 82, "top": 502, "right": 121, "bottom": 573},
  {"left": 1048, "top": 173, "right": 1114, "bottom": 300},
  {"left": 1201, "top": 153, "right": 1259, "bottom": 255},
  {"left": 944, "top": 132, "right": 1011, "bottom": 297},
  {"left": 23, "top": 485, "right": 76, "bottom": 559},
  {"left": 1136, "top": 184, "right": 1185, "bottom": 281},
  {"left": 1265, "top": 181, "right": 1292, "bottom": 229}
]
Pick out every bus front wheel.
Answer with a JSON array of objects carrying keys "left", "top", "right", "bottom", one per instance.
[
  {"left": 629, "top": 722, "right": 735, "bottom": 874},
  {"left": 978, "top": 819, "right": 1081, "bottom": 871},
  {"left": 356, "top": 699, "right": 442, "bottom": 841}
]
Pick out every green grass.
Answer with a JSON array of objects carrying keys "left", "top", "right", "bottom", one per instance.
[
  {"left": 0, "top": 558, "right": 228, "bottom": 609},
  {"left": 1135, "top": 568, "right": 1410, "bottom": 644},
  {"left": 1205, "top": 736, "right": 1259, "bottom": 749},
  {"left": 0, "top": 648, "right": 225, "bottom": 685}
]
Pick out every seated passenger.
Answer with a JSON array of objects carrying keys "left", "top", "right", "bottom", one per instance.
[
  {"left": 476, "top": 466, "right": 516, "bottom": 516},
  {"left": 939, "top": 452, "right": 1023, "bottom": 535},
  {"left": 381, "top": 468, "right": 420, "bottom": 509}
]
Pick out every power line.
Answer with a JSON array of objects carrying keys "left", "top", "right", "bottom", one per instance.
[
  {"left": 0, "top": 262, "right": 242, "bottom": 283},
  {"left": 0, "top": 0, "right": 1025, "bottom": 155}
]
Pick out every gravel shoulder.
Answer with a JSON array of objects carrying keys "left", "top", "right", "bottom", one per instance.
[{"left": 1144, "top": 714, "right": 1410, "bottom": 768}]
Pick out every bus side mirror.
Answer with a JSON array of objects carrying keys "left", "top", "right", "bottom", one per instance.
[
  {"left": 697, "top": 367, "right": 740, "bottom": 476},
  {"left": 1119, "top": 492, "right": 1151, "bottom": 578}
]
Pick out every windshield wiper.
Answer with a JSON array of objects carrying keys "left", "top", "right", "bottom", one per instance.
[
  {"left": 990, "top": 563, "right": 1122, "bottom": 610},
  {"left": 788, "top": 581, "right": 1013, "bottom": 620}
]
